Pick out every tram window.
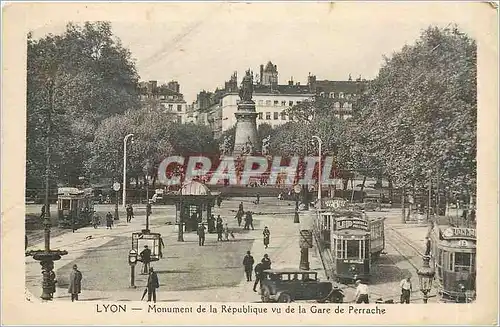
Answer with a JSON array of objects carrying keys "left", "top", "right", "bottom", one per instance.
[
  {"left": 336, "top": 239, "right": 343, "bottom": 259},
  {"left": 454, "top": 252, "right": 471, "bottom": 272},
  {"left": 364, "top": 240, "right": 370, "bottom": 259},
  {"left": 448, "top": 253, "right": 454, "bottom": 271},
  {"left": 471, "top": 253, "right": 476, "bottom": 272},
  {"left": 346, "top": 240, "right": 360, "bottom": 258},
  {"left": 61, "top": 199, "right": 70, "bottom": 210}
]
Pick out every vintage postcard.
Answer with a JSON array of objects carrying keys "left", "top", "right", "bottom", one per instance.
[{"left": 1, "top": 2, "right": 498, "bottom": 325}]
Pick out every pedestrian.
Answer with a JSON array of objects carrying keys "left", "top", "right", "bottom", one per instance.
[
  {"left": 256, "top": 193, "right": 260, "bottom": 205},
  {"left": 263, "top": 226, "right": 270, "bottom": 249},
  {"left": 253, "top": 261, "right": 264, "bottom": 292},
  {"left": 354, "top": 280, "right": 369, "bottom": 303},
  {"left": 106, "top": 212, "right": 113, "bottom": 229},
  {"left": 399, "top": 277, "right": 412, "bottom": 304},
  {"left": 146, "top": 267, "right": 159, "bottom": 303},
  {"left": 261, "top": 254, "right": 272, "bottom": 270},
  {"left": 242, "top": 251, "right": 255, "bottom": 282},
  {"left": 158, "top": 237, "right": 165, "bottom": 258},
  {"left": 216, "top": 219, "right": 223, "bottom": 242},
  {"left": 49, "top": 269, "right": 57, "bottom": 299},
  {"left": 224, "top": 223, "right": 230, "bottom": 241},
  {"left": 126, "top": 204, "right": 134, "bottom": 223},
  {"left": 140, "top": 245, "right": 152, "bottom": 274},
  {"left": 25, "top": 234, "right": 28, "bottom": 250},
  {"left": 239, "top": 202, "right": 244, "bottom": 215},
  {"left": 248, "top": 211, "right": 254, "bottom": 230},
  {"left": 197, "top": 223, "right": 206, "bottom": 246},
  {"left": 68, "top": 264, "right": 82, "bottom": 302},
  {"left": 217, "top": 196, "right": 222, "bottom": 208},
  {"left": 40, "top": 205, "right": 46, "bottom": 220},
  {"left": 425, "top": 237, "right": 431, "bottom": 256},
  {"left": 92, "top": 215, "right": 100, "bottom": 229},
  {"left": 208, "top": 214, "right": 216, "bottom": 233}
]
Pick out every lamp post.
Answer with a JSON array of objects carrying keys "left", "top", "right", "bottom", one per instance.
[
  {"left": 143, "top": 162, "right": 152, "bottom": 233},
  {"left": 122, "top": 133, "right": 134, "bottom": 208},
  {"left": 128, "top": 249, "right": 138, "bottom": 288},
  {"left": 312, "top": 136, "right": 323, "bottom": 205},
  {"left": 417, "top": 255, "right": 435, "bottom": 303},
  {"left": 25, "top": 77, "right": 68, "bottom": 300},
  {"left": 293, "top": 184, "right": 301, "bottom": 223}
]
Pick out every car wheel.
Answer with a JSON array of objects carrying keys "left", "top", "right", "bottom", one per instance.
[{"left": 278, "top": 293, "right": 292, "bottom": 303}]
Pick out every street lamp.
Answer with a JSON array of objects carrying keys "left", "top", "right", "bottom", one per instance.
[
  {"left": 143, "top": 162, "right": 152, "bottom": 233},
  {"left": 312, "top": 136, "right": 322, "bottom": 206},
  {"left": 122, "top": 133, "right": 134, "bottom": 208},
  {"left": 128, "top": 249, "right": 138, "bottom": 288},
  {"left": 417, "top": 255, "right": 435, "bottom": 303},
  {"left": 293, "top": 184, "right": 301, "bottom": 223}
]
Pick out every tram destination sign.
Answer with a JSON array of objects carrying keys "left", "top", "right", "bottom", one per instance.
[
  {"left": 335, "top": 218, "right": 369, "bottom": 231},
  {"left": 442, "top": 227, "right": 476, "bottom": 240}
]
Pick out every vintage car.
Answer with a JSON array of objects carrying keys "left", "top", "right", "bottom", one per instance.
[{"left": 259, "top": 269, "right": 344, "bottom": 303}]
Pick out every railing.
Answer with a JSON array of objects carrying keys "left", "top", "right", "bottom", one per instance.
[{"left": 312, "top": 221, "right": 336, "bottom": 280}]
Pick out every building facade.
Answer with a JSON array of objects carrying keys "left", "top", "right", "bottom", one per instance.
[{"left": 138, "top": 80, "right": 189, "bottom": 124}]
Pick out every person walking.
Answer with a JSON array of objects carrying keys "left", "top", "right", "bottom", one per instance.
[
  {"left": 106, "top": 212, "right": 113, "bottom": 229},
  {"left": 147, "top": 267, "right": 159, "bottom": 303},
  {"left": 223, "top": 223, "right": 230, "bottom": 241},
  {"left": 399, "top": 277, "right": 412, "bottom": 304},
  {"left": 68, "top": 264, "right": 82, "bottom": 302},
  {"left": 216, "top": 219, "right": 223, "bottom": 242},
  {"left": 261, "top": 254, "right": 272, "bottom": 270},
  {"left": 140, "top": 245, "right": 152, "bottom": 275},
  {"left": 263, "top": 226, "right": 270, "bottom": 249},
  {"left": 256, "top": 193, "right": 260, "bottom": 205},
  {"left": 253, "top": 261, "right": 264, "bottom": 292},
  {"left": 238, "top": 202, "right": 244, "bottom": 214},
  {"left": 92, "top": 214, "right": 100, "bottom": 229},
  {"left": 126, "top": 204, "right": 134, "bottom": 223},
  {"left": 197, "top": 223, "right": 206, "bottom": 246},
  {"left": 242, "top": 251, "right": 255, "bottom": 282},
  {"left": 425, "top": 237, "right": 431, "bottom": 256},
  {"left": 158, "top": 237, "right": 165, "bottom": 258},
  {"left": 248, "top": 211, "right": 255, "bottom": 230},
  {"left": 236, "top": 211, "right": 243, "bottom": 227},
  {"left": 354, "top": 280, "right": 369, "bottom": 303}
]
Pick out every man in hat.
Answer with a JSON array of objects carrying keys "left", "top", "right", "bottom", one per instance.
[
  {"left": 399, "top": 276, "right": 412, "bottom": 304},
  {"left": 140, "top": 245, "right": 152, "bottom": 274},
  {"left": 242, "top": 251, "right": 255, "bottom": 282},
  {"left": 263, "top": 226, "right": 270, "bottom": 249},
  {"left": 68, "top": 264, "right": 82, "bottom": 302},
  {"left": 197, "top": 223, "right": 206, "bottom": 246},
  {"left": 354, "top": 280, "right": 369, "bottom": 303},
  {"left": 147, "top": 267, "right": 159, "bottom": 303},
  {"left": 261, "top": 254, "right": 271, "bottom": 270}
]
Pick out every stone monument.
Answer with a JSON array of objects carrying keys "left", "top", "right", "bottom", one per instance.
[{"left": 233, "top": 69, "right": 259, "bottom": 156}]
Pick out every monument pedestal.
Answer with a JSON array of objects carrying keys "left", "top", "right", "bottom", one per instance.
[{"left": 233, "top": 101, "right": 258, "bottom": 157}]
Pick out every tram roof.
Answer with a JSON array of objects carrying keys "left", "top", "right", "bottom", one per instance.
[
  {"left": 263, "top": 268, "right": 318, "bottom": 274},
  {"left": 333, "top": 229, "right": 370, "bottom": 236}
]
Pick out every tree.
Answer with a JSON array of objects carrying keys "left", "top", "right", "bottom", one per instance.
[
  {"left": 26, "top": 21, "right": 140, "bottom": 189},
  {"left": 352, "top": 25, "right": 477, "bottom": 199}
]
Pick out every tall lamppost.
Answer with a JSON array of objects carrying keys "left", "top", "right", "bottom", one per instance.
[
  {"left": 312, "top": 136, "right": 322, "bottom": 206},
  {"left": 122, "top": 133, "right": 134, "bottom": 208},
  {"left": 26, "top": 77, "right": 68, "bottom": 300},
  {"left": 417, "top": 255, "right": 435, "bottom": 303},
  {"left": 293, "top": 184, "right": 301, "bottom": 223},
  {"left": 143, "top": 162, "right": 152, "bottom": 233}
]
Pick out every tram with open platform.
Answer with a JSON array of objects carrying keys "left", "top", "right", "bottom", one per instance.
[
  {"left": 429, "top": 222, "right": 476, "bottom": 301},
  {"left": 315, "top": 199, "right": 385, "bottom": 283},
  {"left": 57, "top": 187, "right": 94, "bottom": 229}
]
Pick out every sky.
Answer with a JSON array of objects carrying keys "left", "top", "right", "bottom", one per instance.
[{"left": 28, "top": 2, "right": 485, "bottom": 103}]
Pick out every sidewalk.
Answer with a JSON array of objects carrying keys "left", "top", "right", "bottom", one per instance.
[{"left": 25, "top": 199, "right": 325, "bottom": 303}]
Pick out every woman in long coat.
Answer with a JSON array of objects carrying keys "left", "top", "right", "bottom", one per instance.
[{"left": 68, "top": 264, "right": 82, "bottom": 302}]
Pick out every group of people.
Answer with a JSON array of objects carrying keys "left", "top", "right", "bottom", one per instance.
[
  {"left": 197, "top": 215, "right": 234, "bottom": 246},
  {"left": 242, "top": 251, "right": 272, "bottom": 292},
  {"left": 352, "top": 276, "right": 413, "bottom": 304}
]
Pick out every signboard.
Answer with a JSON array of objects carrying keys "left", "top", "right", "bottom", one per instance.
[
  {"left": 113, "top": 182, "right": 121, "bottom": 191},
  {"left": 323, "top": 198, "right": 347, "bottom": 209},
  {"left": 441, "top": 227, "right": 476, "bottom": 240},
  {"left": 335, "top": 218, "right": 369, "bottom": 231},
  {"left": 132, "top": 232, "right": 162, "bottom": 262},
  {"left": 299, "top": 230, "right": 313, "bottom": 248}
]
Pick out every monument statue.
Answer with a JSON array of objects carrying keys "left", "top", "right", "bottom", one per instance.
[
  {"left": 242, "top": 137, "right": 253, "bottom": 155},
  {"left": 261, "top": 135, "right": 271, "bottom": 155},
  {"left": 220, "top": 135, "right": 232, "bottom": 155},
  {"left": 239, "top": 70, "right": 254, "bottom": 102}
]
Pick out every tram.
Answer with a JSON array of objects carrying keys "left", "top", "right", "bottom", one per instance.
[
  {"left": 57, "top": 187, "right": 95, "bottom": 229},
  {"left": 429, "top": 222, "right": 476, "bottom": 301},
  {"left": 315, "top": 202, "right": 385, "bottom": 283}
]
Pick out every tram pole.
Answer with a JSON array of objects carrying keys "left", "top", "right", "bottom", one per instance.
[{"left": 122, "top": 134, "right": 134, "bottom": 208}]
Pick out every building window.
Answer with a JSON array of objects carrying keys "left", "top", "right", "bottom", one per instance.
[
  {"left": 168, "top": 96, "right": 174, "bottom": 100},
  {"left": 258, "top": 112, "right": 263, "bottom": 120},
  {"left": 265, "top": 112, "right": 271, "bottom": 120},
  {"left": 280, "top": 112, "right": 286, "bottom": 120},
  {"left": 273, "top": 112, "right": 279, "bottom": 120},
  {"left": 335, "top": 102, "right": 340, "bottom": 108},
  {"left": 289, "top": 101, "right": 294, "bottom": 106},
  {"left": 274, "top": 100, "right": 279, "bottom": 106},
  {"left": 320, "top": 92, "right": 325, "bottom": 97},
  {"left": 296, "top": 101, "right": 301, "bottom": 105},
  {"left": 258, "top": 100, "right": 264, "bottom": 106},
  {"left": 339, "top": 92, "right": 344, "bottom": 98},
  {"left": 177, "top": 116, "right": 182, "bottom": 124},
  {"left": 343, "top": 102, "right": 349, "bottom": 109},
  {"left": 168, "top": 104, "right": 173, "bottom": 110},
  {"left": 160, "top": 95, "right": 166, "bottom": 100},
  {"left": 266, "top": 100, "right": 271, "bottom": 106},
  {"left": 177, "top": 104, "right": 182, "bottom": 112},
  {"left": 329, "top": 92, "right": 335, "bottom": 98},
  {"left": 281, "top": 101, "right": 286, "bottom": 106}
]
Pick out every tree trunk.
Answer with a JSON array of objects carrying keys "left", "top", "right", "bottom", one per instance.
[
  {"left": 388, "top": 178, "right": 394, "bottom": 204},
  {"left": 401, "top": 187, "right": 406, "bottom": 224},
  {"left": 360, "top": 176, "right": 367, "bottom": 202}
]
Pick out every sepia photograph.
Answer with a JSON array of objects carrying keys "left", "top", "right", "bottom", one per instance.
[{"left": 1, "top": 2, "right": 498, "bottom": 325}]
